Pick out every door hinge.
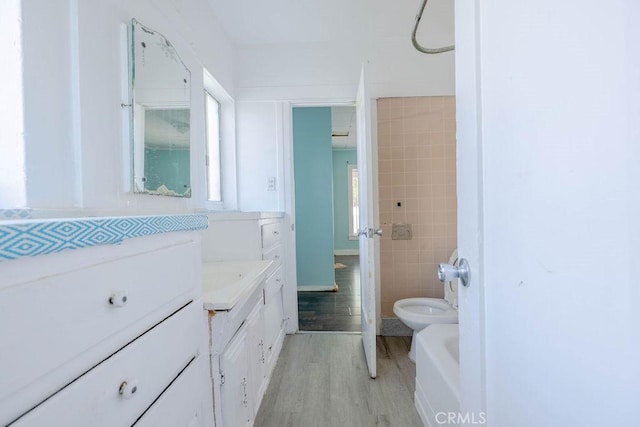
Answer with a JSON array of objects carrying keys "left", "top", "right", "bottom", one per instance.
[{"left": 220, "top": 371, "right": 225, "bottom": 385}]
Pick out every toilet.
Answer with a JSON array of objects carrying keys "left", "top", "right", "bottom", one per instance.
[{"left": 393, "top": 250, "right": 459, "bottom": 362}]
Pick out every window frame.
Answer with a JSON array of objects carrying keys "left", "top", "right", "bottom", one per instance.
[
  {"left": 204, "top": 90, "right": 222, "bottom": 202},
  {"left": 347, "top": 163, "right": 359, "bottom": 240},
  {"left": 203, "top": 69, "right": 236, "bottom": 210}
]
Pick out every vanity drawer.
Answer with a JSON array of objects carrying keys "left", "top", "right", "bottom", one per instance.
[
  {"left": 260, "top": 222, "right": 282, "bottom": 249},
  {"left": 13, "top": 303, "right": 200, "bottom": 426},
  {"left": 261, "top": 244, "right": 283, "bottom": 265},
  {"left": 135, "top": 355, "right": 205, "bottom": 427},
  {"left": 264, "top": 267, "right": 283, "bottom": 296},
  {"left": 0, "top": 240, "right": 199, "bottom": 414}
]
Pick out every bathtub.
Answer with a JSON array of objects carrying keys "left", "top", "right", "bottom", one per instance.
[{"left": 415, "top": 324, "right": 460, "bottom": 426}]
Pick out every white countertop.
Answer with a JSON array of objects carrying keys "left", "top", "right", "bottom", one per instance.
[
  {"left": 206, "top": 211, "right": 284, "bottom": 221},
  {"left": 201, "top": 260, "right": 273, "bottom": 311}
]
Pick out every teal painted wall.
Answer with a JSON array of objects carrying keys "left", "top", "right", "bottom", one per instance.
[
  {"left": 144, "top": 148, "right": 190, "bottom": 195},
  {"left": 332, "top": 150, "right": 359, "bottom": 252},
  {"left": 293, "top": 107, "right": 335, "bottom": 288}
]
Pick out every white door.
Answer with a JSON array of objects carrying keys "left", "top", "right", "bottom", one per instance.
[
  {"left": 355, "top": 65, "right": 377, "bottom": 379},
  {"left": 455, "top": 0, "right": 486, "bottom": 416},
  {"left": 219, "top": 327, "right": 252, "bottom": 427}
]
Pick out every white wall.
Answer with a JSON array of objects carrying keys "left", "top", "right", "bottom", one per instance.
[
  {"left": 22, "top": 0, "right": 78, "bottom": 208},
  {"left": 201, "top": 215, "right": 262, "bottom": 262},
  {"left": 234, "top": 41, "right": 455, "bottom": 101},
  {"left": 464, "top": 1, "right": 640, "bottom": 425},
  {"left": 229, "top": 0, "right": 456, "bottom": 213},
  {"left": 0, "top": 0, "right": 26, "bottom": 208},
  {"left": 236, "top": 102, "right": 285, "bottom": 212},
  {"left": 14, "top": 0, "right": 236, "bottom": 213}
]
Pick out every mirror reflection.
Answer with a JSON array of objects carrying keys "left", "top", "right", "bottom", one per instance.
[{"left": 130, "top": 19, "right": 191, "bottom": 197}]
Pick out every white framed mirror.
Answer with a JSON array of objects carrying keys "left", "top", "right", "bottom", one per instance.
[{"left": 129, "top": 19, "right": 191, "bottom": 197}]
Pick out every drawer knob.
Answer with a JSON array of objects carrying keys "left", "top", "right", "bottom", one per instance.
[
  {"left": 119, "top": 379, "right": 139, "bottom": 399},
  {"left": 109, "top": 291, "right": 128, "bottom": 308},
  {"left": 273, "top": 230, "right": 279, "bottom": 235}
]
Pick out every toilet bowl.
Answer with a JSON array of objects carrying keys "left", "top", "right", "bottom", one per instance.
[{"left": 393, "top": 250, "right": 459, "bottom": 362}]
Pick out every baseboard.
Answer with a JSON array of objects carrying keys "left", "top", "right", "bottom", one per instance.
[
  {"left": 381, "top": 317, "right": 413, "bottom": 336},
  {"left": 334, "top": 249, "right": 359, "bottom": 256},
  {"left": 297, "top": 283, "right": 338, "bottom": 292}
]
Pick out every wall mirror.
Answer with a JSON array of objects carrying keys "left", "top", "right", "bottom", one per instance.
[{"left": 130, "top": 19, "right": 191, "bottom": 197}]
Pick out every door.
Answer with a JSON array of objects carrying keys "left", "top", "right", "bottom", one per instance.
[
  {"left": 219, "top": 327, "right": 252, "bottom": 427},
  {"left": 355, "top": 65, "right": 377, "bottom": 379},
  {"left": 246, "top": 300, "right": 266, "bottom": 411},
  {"left": 455, "top": 0, "right": 486, "bottom": 416}
]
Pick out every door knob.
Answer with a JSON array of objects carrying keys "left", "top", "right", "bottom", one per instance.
[
  {"left": 438, "top": 258, "right": 471, "bottom": 287},
  {"left": 357, "top": 228, "right": 369, "bottom": 237},
  {"left": 373, "top": 228, "right": 383, "bottom": 237}
]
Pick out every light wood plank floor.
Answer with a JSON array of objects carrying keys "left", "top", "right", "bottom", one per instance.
[{"left": 255, "top": 334, "right": 422, "bottom": 427}]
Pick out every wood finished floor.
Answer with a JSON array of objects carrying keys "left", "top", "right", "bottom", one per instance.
[
  {"left": 255, "top": 334, "right": 422, "bottom": 427},
  {"left": 298, "top": 255, "right": 361, "bottom": 332}
]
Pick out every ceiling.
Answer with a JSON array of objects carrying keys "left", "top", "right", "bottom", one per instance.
[
  {"left": 331, "top": 106, "right": 356, "bottom": 150},
  {"left": 207, "top": 0, "right": 454, "bottom": 47},
  {"left": 206, "top": 0, "right": 452, "bottom": 148}
]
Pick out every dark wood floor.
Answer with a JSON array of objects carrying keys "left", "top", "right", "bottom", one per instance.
[
  {"left": 298, "top": 255, "right": 361, "bottom": 332},
  {"left": 255, "top": 334, "right": 422, "bottom": 427}
]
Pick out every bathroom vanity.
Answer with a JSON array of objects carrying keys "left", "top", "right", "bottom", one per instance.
[
  {"left": 203, "top": 218, "right": 287, "bottom": 427},
  {"left": 0, "top": 215, "right": 212, "bottom": 426}
]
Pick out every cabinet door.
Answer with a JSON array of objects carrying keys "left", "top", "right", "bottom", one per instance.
[
  {"left": 219, "top": 327, "right": 252, "bottom": 427},
  {"left": 246, "top": 300, "right": 266, "bottom": 412},
  {"left": 263, "top": 269, "right": 285, "bottom": 372}
]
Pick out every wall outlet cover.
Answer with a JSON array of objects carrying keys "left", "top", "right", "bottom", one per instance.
[{"left": 267, "top": 176, "right": 276, "bottom": 191}]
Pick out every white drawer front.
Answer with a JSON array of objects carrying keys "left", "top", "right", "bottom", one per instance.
[
  {"left": 13, "top": 303, "right": 200, "bottom": 426},
  {"left": 135, "top": 355, "right": 207, "bottom": 427},
  {"left": 264, "top": 267, "right": 283, "bottom": 296},
  {"left": 261, "top": 244, "right": 282, "bottom": 265},
  {"left": 209, "top": 284, "right": 264, "bottom": 356},
  {"left": 260, "top": 222, "right": 282, "bottom": 249},
  {"left": 0, "top": 240, "right": 199, "bottom": 417}
]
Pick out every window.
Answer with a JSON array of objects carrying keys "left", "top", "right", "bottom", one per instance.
[
  {"left": 205, "top": 91, "right": 222, "bottom": 202},
  {"left": 348, "top": 164, "right": 359, "bottom": 239},
  {"left": 203, "top": 68, "right": 236, "bottom": 209}
]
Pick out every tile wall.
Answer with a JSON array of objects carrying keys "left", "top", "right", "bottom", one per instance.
[{"left": 377, "top": 96, "right": 457, "bottom": 317}]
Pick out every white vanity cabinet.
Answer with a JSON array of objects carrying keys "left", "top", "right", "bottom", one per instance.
[
  {"left": 201, "top": 214, "right": 286, "bottom": 427},
  {"left": 204, "top": 259, "right": 286, "bottom": 425},
  {"left": 207, "top": 285, "right": 267, "bottom": 427},
  {"left": 0, "top": 232, "right": 212, "bottom": 426}
]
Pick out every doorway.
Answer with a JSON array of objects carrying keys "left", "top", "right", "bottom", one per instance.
[
  {"left": 292, "top": 105, "right": 362, "bottom": 332},
  {"left": 376, "top": 96, "right": 458, "bottom": 332}
]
